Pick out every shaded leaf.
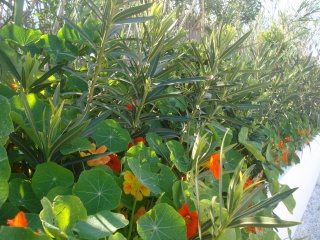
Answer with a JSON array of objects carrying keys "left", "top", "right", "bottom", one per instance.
[
  {"left": 9, "top": 178, "right": 42, "bottom": 213},
  {"left": 73, "top": 169, "right": 122, "bottom": 214},
  {"left": 31, "top": 162, "right": 74, "bottom": 199}
]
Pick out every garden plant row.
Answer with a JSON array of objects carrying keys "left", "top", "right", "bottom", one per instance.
[{"left": 0, "top": 1, "right": 319, "bottom": 239}]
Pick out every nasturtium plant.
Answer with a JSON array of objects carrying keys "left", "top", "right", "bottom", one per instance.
[
  {"left": 0, "top": 96, "right": 14, "bottom": 146},
  {"left": 0, "top": 227, "right": 52, "bottom": 240},
  {"left": 166, "top": 140, "right": 189, "bottom": 173},
  {"left": 73, "top": 169, "right": 122, "bottom": 214},
  {"left": 0, "top": 146, "right": 10, "bottom": 208},
  {"left": 8, "top": 178, "right": 42, "bottom": 213},
  {"left": 137, "top": 203, "right": 187, "bottom": 240},
  {"left": 74, "top": 210, "right": 129, "bottom": 239},
  {"left": 91, "top": 120, "right": 131, "bottom": 152},
  {"left": 0, "top": 24, "right": 42, "bottom": 48},
  {"left": 126, "top": 144, "right": 162, "bottom": 195},
  {"left": 0, "top": 0, "right": 317, "bottom": 239},
  {"left": 31, "top": 162, "right": 74, "bottom": 199}
]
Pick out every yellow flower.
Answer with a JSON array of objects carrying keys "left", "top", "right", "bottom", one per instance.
[
  {"left": 123, "top": 171, "right": 150, "bottom": 201},
  {"left": 80, "top": 143, "right": 110, "bottom": 166}
]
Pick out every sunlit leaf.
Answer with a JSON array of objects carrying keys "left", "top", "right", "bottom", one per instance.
[
  {"left": 74, "top": 211, "right": 128, "bottom": 239},
  {"left": 137, "top": 203, "right": 186, "bottom": 240}
]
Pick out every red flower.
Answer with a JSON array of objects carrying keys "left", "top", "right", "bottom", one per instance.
[
  {"left": 106, "top": 154, "right": 121, "bottom": 173},
  {"left": 178, "top": 203, "right": 198, "bottom": 239},
  {"left": 208, "top": 153, "right": 220, "bottom": 179},
  {"left": 134, "top": 137, "right": 146, "bottom": 145},
  {"left": 285, "top": 137, "right": 290, "bottom": 142},
  {"left": 128, "top": 137, "right": 146, "bottom": 149},
  {"left": 7, "top": 211, "right": 27, "bottom": 227},
  {"left": 276, "top": 140, "right": 284, "bottom": 150},
  {"left": 126, "top": 100, "right": 137, "bottom": 111}
]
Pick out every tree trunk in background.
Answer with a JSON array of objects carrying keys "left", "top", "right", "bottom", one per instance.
[{"left": 200, "top": 0, "right": 204, "bottom": 37}]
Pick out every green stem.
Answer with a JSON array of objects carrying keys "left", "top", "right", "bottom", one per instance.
[
  {"left": 180, "top": 84, "right": 209, "bottom": 143},
  {"left": 87, "top": 5, "right": 113, "bottom": 108},
  {"left": 131, "top": 78, "right": 151, "bottom": 129},
  {"left": 13, "top": 0, "right": 24, "bottom": 26},
  {"left": 127, "top": 187, "right": 139, "bottom": 239},
  {"left": 218, "top": 129, "right": 230, "bottom": 227}
]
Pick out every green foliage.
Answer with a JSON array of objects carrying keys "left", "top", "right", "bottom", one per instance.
[
  {"left": 0, "top": 95, "right": 14, "bottom": 146},
  {"left": 73, "top": 169, "right": 122, "bottom": 214},
  {"left": 0, "top": 146, "right": 10, "bottom": 208},
  {"left": 0, "top": 0, "right": 318, "bottom": 239},
  {"left": 31, "top": 162, "right": 74, "bottom": 199},
  {"left": 137, "top": 203, "right": 186, "bottom": 240},
  {"left": 74, "top": 211, "right": 129, "bottom": 239}
]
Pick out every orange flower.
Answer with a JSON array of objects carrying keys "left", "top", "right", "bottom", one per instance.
[
  {"left": 134, "top": 206, "right": 146, "bottom": 222},
  {"left": 306, "top": 129, "right": 311, "bottom": 135},
  {"left": 126, "top": 100, "right": 137, "bottom": 111},
  {"left": 244, "top": 178, "right": 253, "bottom": 189},
  {"left": 276, "top": 140, "right": 284, "bottom": 150},
  {"left": 281, "top": 150, "right": 289, "bottom": 165},
  {"left": 123, "top": 171, "right": 150, "bottom": 201},
  {"left": 10, "top": 83, "right": 18, "bottom": 90},
  {"left": 285, "top": 137, "right": 290, "bottom": 142},
  {"left": 80, "top": 143, "right": 110, "bottom": 166},
  {"left": 178, "top": 203, "right": 198, "bottom": 239},
  {"left": 207, "top": 153, "right": 220, "bottom": 179},
  {"left": 243, "top": 226, "right": 262, "bottom": 234},
  {"left": 106, "top": 154, "right": 121, "bottom": 173},
  {"left": 7, "top": 211, "right": 27, "bottom": 227}
]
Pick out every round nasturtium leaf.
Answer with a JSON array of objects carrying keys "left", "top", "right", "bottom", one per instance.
[
  {"left": 108, "top": 232, "right": 127, "bottom": 240},
  {"left": 52, "top": 195, "right": 87, "bottom": 235},
  {"left": 0, "top": 96, "right": 14, "bottom": 146},
  {"left": 73, "top": 169, "right": 122, "bottom": 214},
  {"left": 46, "top": 186, "right": 72, "bottom": 202},
  {"left": 74, "top": 210, "right": 129, "bottom": 240},
  {"left": 9, "top": 178, "right": 42, "bottom": 213},
  {"left": 0, "top": 146, "right": 10, "bottom": 208},
  {"left": 0, "top": 226, "right": 52, "bottom": 240},
  {"left": 91, "top": 119, "right": 131, "bottom": 152},
  {"left": 0, "top": 24, "right": 42, "bottom": 47},
  {"left": 166, "top": 140, "right": 189, "bottom": 173},
  {"left": 40, "top": 197, "right": 62, "bottom": 238},
  {"left": 25, "top": 213, "right": 44, "bottom": 234},
  {"left": 31, "top": 162, "right": 74, "bottom": 199},
  {"left": 0, "top": 180, "right": 9, "bottom": 211},
  {"left": 0, "top": 202, "right": 19, "bottom": 225},
  {"left": 137, "top": 203, "right": 187, "bottom": 240}
]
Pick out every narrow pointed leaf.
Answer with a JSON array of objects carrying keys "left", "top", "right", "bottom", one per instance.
[
  {"left": 112, "top": 3, "right": 152, "bottom": 23},
  {"left": 228, "top": 216, "right": 301, "bottom": 228}
]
